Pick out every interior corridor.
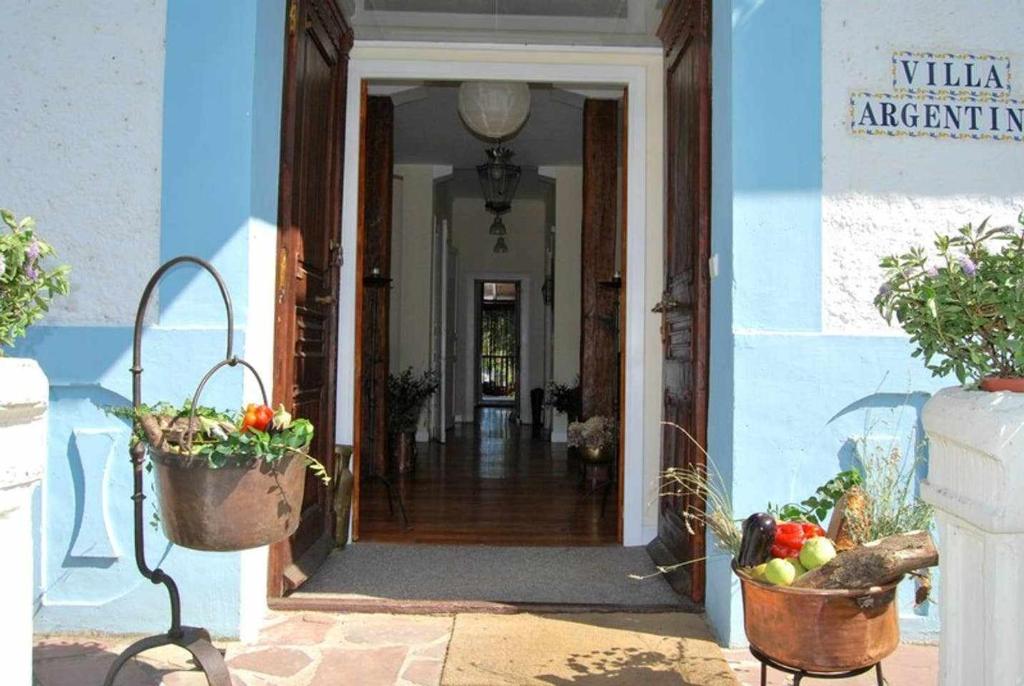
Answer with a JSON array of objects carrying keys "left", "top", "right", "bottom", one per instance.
[{"left": 359, "top": 408, "right": 618, "bottom": 545}]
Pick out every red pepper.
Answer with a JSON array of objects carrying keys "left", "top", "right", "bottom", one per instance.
[{"left": 802, "top": 522, "right": 826, "bottom": 539}]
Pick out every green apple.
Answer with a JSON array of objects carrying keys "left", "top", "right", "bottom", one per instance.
[
  {"left": 750, "top": 562, "right": 769, "bottom": 581},
  {"left": 799, "top": 536, "right": 837, "bottom": 571},
  {"left": 764, "top": 558, "right": 797, "bottom": 586},
  {"left": 790, "top": 557, "right": 807, "bottom": 577}
]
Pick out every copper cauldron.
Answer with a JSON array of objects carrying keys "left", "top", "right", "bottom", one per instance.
[
  {"left": 734, "top": 562, "right": 901, "bottom": 673},
  {"left": 152, "top": 449, "right": 307, "bottom": 552}
]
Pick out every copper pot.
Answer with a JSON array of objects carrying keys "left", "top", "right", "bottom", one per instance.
[
  {"left": 580, "top": 445, "right": 614, "bottom": 464},
  {"left": 734, "top": 562, "right": 901, "bottom": 673},
  {"left": 151, "top": 449, "right": 307, "bottom": 552}
]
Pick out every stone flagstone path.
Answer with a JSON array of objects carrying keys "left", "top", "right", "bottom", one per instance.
[{"left": 33, "top": 611, "right": 937, "bottom": 685}]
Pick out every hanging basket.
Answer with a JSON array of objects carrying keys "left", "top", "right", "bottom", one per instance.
[
  {"left": 734, "top": 562, "right": 901, "bottom": 673},
  {"left": 148, "top": 358, "right": 309, "bottom": 552}
]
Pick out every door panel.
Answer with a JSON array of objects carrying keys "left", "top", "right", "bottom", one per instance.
[
  {"left": 653, "top": 0, "right": 712, "bottom": 605},
  {"left": 269, "top": 0, "right": 351, "bottom": 598}
]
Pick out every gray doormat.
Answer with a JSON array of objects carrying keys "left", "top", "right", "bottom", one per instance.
[{"left": 296, "top": 543, "right": 683, "bottom": 607}]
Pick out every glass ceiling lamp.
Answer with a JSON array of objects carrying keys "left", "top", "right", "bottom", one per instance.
[
  {"left": 489, "top": 214, "right": 507, "bottom": 236},
  {"left": 458, "top": 81, "right": 530, "bottom": 216},
  {"left": 493, "top": 236, "right": 509, "bottom": 254}
]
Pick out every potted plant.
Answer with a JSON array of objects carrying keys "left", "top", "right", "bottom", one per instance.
[
  {"left": 875, "top": 214, "right": 1024, "bottom": 391},
  {"left": 114, "top": 400, "right": 329, "bottom": 551},
  {"left": 567, "top": 415, "right": 616, "bottom": 463},
  {"left": 0, "top": 209, "right": 71, "bottom": 356},
  {"left": 546, "top": 378, "right": 582, "bottom": 424},
  {"left": 387, "top": 367, "right": 438, "bottom": 473}
]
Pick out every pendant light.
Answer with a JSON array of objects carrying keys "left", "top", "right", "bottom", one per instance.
[
  {"left": 493, "top": 236, "right": 509, "bottom": 254},
  {"left": 458, "top": 81, "right": 531, "bottom": 217}
]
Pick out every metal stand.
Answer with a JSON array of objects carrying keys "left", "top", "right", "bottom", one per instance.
[
  {"left": 750, "top": 646, "right": 885, "bottom": 686},
  {"left": 104, "top": 256, "right": 234, "bottom": 686}
]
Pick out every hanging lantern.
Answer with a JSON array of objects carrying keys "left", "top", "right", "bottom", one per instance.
[
  {"left": 493, "top": 236, "right": 509, "bottom": 254},
  {"left": 477, "top": 146, "right": 521, "bottom": 216},
  {"left": 458, "top": 82, "right": 531, "bottom": 142},
  {"left": 489, "top": 214, "right": 507, "bottom": 236}
]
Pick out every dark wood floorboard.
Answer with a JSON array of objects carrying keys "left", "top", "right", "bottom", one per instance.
[{"left": 359, "top": 408, "right": 619, "bottom": 545}]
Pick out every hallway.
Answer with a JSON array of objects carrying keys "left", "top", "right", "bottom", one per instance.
[{"left": 359, "top": 408, "right": 617, "bottom": 546}]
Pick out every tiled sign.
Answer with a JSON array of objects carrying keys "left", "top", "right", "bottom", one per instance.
[{"left": 851, "top": 51, "right": 1023, "bottom": 142}]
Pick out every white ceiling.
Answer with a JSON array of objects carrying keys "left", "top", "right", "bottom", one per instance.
[
  {"left": 345, "top": 0, "right": 664, "bottom": 46},
  {"left": 390, "top": 82, "right": 594, "bottom": 179}
]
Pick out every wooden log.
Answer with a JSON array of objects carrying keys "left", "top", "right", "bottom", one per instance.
[{"left": 793, "top": 530, "right": 938, "bottom": 590}]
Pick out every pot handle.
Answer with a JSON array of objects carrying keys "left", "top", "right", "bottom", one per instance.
[{"left": 182, "top": 356, "right": 270, "bottom": 453}]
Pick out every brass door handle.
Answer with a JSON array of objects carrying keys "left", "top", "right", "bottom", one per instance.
[{"left": 652, "top": 298, "right": 683, "bottom": 313}]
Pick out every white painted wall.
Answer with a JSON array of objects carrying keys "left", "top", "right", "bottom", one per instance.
[
  {"left": 822, "top": 0, "right": 1024, "bottom": 334},
  {"left": 540, "top": 166, "right": 583, "bottom": 441},
  {"left": 0, "top": 1, "right": 165, "bottom": 326},
  {"left": 452, "top": 198, "right": 548, "bottom": 421},
  {"left": 391, "top": 165, "right": 435, "bottom": 374}
]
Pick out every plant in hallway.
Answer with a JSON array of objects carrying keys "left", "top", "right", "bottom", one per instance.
[
  {"left": 0, "top": 208, "right": 70, "bottom": 353},
  {"left": 387, "top": 367, "right": 439, "bottom": 473},
  {"left": 567, "top": 415, "right": 617, "bottom": 463},
  {"left": 546, "top": 377, "right": 582, "bottom": 423},
  {"left": 875, "top": 213, "right": 1024, "bottom": 390}
]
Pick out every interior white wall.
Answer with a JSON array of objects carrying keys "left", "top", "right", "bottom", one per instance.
[
  {"left": 0, "top": 1, "right": 165, "bottom": 325},
  {"left": 452, "top": 198, "right": 547, "bottom": 421},
  {"left": 336, "top": 43, "right": 664, "bottom": 546},
  {"left": 539, "top": 166, "right": 583, "bottom": 441},
  {"left": 389, "top": 173, "right": 404, "bottom": 370},
  {"left": 389, "top": 164, "right": 436, "bottom": 437}
]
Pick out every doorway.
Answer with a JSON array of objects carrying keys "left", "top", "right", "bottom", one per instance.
[{"left": 476, "top": 280, "right": 521, "bottom": 412}]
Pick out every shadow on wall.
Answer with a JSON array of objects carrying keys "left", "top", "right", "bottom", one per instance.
[{"left": 827, "top": 386, "right": 937, "bottom": 626}]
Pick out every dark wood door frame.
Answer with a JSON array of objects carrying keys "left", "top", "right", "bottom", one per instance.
[
  {"left": 268, "top": 0, "right": 352, "bottom": 599},
  {"left": 648, "top": 0, "right": 712, "bottom": 606}
]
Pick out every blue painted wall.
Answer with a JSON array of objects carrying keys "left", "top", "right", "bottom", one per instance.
[
  {"left": 707, "top": 0, "right": 943, "bottom": 645},
  {"left": 24, "top": 0, "right": 285, "bottom": 638}
]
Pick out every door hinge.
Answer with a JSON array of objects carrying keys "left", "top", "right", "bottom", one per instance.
[
  {"left": 329, "top": 239, "right": 343, "bottom": 267},
  {"left": 288, "top": 3, "right": 299, "bottom": 34}
]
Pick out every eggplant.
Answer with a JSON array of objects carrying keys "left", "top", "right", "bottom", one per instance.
[{"left": 737, "top": 512, "right": 777, "bottom": 567}]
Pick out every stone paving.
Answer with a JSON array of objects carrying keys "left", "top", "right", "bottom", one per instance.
[{"left": 33, "top": 612, "right": 938, "bottom": 685}]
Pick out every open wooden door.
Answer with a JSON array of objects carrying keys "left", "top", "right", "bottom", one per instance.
[
  {"left": 649, "top": 0, "right": 712, "bottom": 605},
  {"left": 268, "top": 0, "right": 352, "bottom": 598}
]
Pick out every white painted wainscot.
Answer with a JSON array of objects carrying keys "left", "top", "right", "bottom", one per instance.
[
  {"left": 922, "top": 387, "right": 1024, "bottom": 686},
  {"left": 0, "top": 358, "right": 49, "bottom": 686}
]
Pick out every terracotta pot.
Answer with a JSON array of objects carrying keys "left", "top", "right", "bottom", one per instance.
[
  {"left": 151, "top": 449, "right": 307, "bottom": 552},
  {"left": 980, "top": 376, "right": 1024, "bottom": 392},
  {"left": 734, "top": 562, "right": 901, "bottom": 673},
  {"left": 333, "top": 446, "right": 355, "bottom": 548}
]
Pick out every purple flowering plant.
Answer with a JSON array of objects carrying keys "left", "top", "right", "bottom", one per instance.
[
  {"left": 875, "top": 214, "right": 1024, "bottom": 384},
  {"left": 0, "top": 209, "right": 70, "bottom": 353}
]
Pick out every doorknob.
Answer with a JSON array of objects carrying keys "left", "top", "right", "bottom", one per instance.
[{"left": 652, "top": 298, "right": 683, "bottom": 313}]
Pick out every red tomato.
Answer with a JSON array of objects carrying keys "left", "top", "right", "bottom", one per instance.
[
  {"left": 241, "top": 404, "right": 262, "bottom": 432},
  {"left": 254, "top": 405, "right": 274, "bottom": 431}
]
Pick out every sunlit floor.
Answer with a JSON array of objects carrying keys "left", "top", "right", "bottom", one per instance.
[{"left": 359, "top": 407, "right": 618, "bottom": 545}]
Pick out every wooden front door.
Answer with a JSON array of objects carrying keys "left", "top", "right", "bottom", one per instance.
[
  {"left": 269, "top": 0, "right": 352, "bottom": 598},
  {"left": 651, "top": 0, "right": 712, "bottom": 605}
]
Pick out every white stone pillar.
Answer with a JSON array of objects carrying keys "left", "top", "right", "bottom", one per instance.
[
  {"left": 922, "top": 387, "right": 1024, "bottom": 686},
  {"left": 0, "top": 358, "right": 49, "bottom": 686}
]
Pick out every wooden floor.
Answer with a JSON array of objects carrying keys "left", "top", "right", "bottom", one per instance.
[{"left": 358, "top": 408, "right": 618, "bottom": 545}]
